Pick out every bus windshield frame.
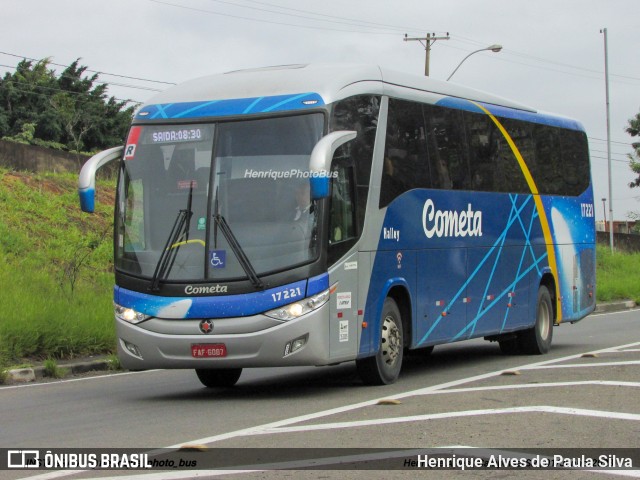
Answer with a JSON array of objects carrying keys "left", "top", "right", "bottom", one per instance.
[{"left": 115, "top": 113, "right": 326, "bottom": 287}]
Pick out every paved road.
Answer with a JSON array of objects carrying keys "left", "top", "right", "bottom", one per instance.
[{"left": 1, "top": 308, "right": 639, "bottom": 479}]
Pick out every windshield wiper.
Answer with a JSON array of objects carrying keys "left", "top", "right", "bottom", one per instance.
[
  {"left": 212, "top": 211, "right": 263, "bottom": 290},
  {"left": 149, "top": 182, "right": 194, "bottom": 291}
]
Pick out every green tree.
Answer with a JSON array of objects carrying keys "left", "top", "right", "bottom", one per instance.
[
  {"left": 2, "top": 122, "right": 35, "bottom": 144},
  {"left": 626, "top": 110, "right": 640, "bottom": 231},
  {"left": 50, "top": 92, "right": 92, "bottom": 153},
  {"left": 0, "top": 59, "right": 59, "bottom": 140},
  {"left": 0, "top": 58, "right": 134, "bottom": 152}
]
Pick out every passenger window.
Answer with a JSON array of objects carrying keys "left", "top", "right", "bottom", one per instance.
[
  {"left": 329, "top": 164, "right": 357, "bottom": 244},
  {"left": 424, "top": 106, "right": 471, "bottom": 191},
  {"left": 123, "top": 177, "right": 145, "bottom": 251},
  {"left": 331, "top": 95, "right": 380, "bottom": 230},
  {"left": 464, "top": 111, "right": 529, "bottom": 193},
  {"left": 381, "top": 99, "right": 429, "bottom": 207}
]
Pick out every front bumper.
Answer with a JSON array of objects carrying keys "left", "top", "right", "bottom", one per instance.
[{"left": 116, "top": 302, "right": 332, "bottom": 370}]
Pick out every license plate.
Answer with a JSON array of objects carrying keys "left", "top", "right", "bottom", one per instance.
[{"left": 191, "top": 344, "right": 227, "bottom": 358}]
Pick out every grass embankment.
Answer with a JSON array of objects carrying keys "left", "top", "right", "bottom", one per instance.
[
  {"left": 595, "top": 244, "right": 640, "bottom": 303},
  {"left": 0, "top": 168, "right": 115, "bottom": 368},
  {"left": 0, "top": 168, "right": 639, "bottom": 371}
]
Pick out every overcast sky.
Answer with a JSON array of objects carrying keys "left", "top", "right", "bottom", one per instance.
[{"left": 3, "top": 0, "right": 639, "bottom": 220}]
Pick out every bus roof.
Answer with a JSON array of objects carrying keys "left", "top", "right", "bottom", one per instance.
[{"left": 136, "top": 64, "right": 582, "bottom": 130}]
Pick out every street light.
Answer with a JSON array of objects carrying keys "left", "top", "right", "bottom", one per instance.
[{"left": 446, "top": 44, "right": 503, "bottom": 81}]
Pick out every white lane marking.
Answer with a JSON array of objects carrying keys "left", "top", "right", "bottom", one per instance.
[
  {"left": 594, "top": 471, "right": 640, "bottom": 478},
  {"left": 418, "top": 380, "right": 640, "bottom": 395},
  {"left": 249, "top": 406, "right": 640, "bottom": 436},
  {"left": 521, "top": 360, "right": 640, "bottom": 369},
  {"left": 13, "top": 473, "right": 77, "bottom": 480}
]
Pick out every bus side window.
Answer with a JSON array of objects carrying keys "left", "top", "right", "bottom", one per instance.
[
  {"left": 463, "top": 110, "right": 528, "bottom": 193},
  {"left": 380, "top": 98, "right": 429, "bottom": 207},
  {"left": 331, "top": 95, "right": 380, "bottom": 234},
  {"left": 329, "top": 164, "right": 357, "bottom": 245},
  {"left": 124, "top": 177, "right": 145, "bottom": 251},
  {"left": 425, "top": 106, "right": 471, "bottom": 191}
]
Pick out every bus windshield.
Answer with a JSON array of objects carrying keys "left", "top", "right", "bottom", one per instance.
[{"left": 115, "top": 113, "right": 325, "bottom": 284}]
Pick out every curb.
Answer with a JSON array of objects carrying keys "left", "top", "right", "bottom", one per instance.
[
  {"left": 5, "top": 359, "right": 113, "bottom": 384},
  {"left": 593, "top": 300, "right": 637, "bottom": 314}
]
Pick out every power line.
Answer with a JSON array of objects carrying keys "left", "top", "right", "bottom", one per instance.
[
  {"left": 201, "top": 0, "right": 415, "bottom": 33},
  {"left": 149, "top": 0, "right": 408, "bottom": 35},
  {"left": 590, "top": 155, "right": 629, "bottom": 166},
  {"left": 1, "top": 79, "right": 142, "bottom": 105},
  {"left": 499, "top": 48, "right": 640, "bottom": 83},
  {"left": 591, "top": 149, "right": 631, "bottom": 158},
  {"left": 202, "top": 0, "right": 429, "bottom": 34},
  {"left": 0, "top": 55, "right": 164, "bottom": 96},
  {"left": 446, "top": 34, "right": 640, "bottom": 84},
  {"left": 439, "top": 42, "right": 640, "bottom": 87},
  {"left": 0, "top": 51, "right": 175, "bottom": 86},
  {"left": 588, "top": 136, "right": 632, "bottom": 146}
]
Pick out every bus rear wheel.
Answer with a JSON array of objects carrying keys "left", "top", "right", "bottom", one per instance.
[
  {"left": 356, "top": 297, "right": 404, "bottom": 385},
  {"left": 519, "top": 285, "right": 554, "bottom": 354},
  {"left": 195, "top": 368, "right": 242, "bottom": 388}
]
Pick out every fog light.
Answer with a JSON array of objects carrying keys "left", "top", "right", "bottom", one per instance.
[
  {"left": 122, "top": 339, "right": 143, "bottom": 359},
  {"left": 283, "top": 334, "right": 308, "bottom": 357}
]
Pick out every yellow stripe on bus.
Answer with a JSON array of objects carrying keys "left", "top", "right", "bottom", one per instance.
[{"left": 470, "top": 101, "right": 562, "bottom": 323}]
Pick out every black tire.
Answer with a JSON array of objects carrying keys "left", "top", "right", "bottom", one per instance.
[
  {"left": 519, "top": 285, "right": 554, "bottom": 354},
  {"left": 195, "top": 368, "right": 242, "bottom": 388},
  {"left": 356, "top": 298, "right": 404, "bottom": 385}
]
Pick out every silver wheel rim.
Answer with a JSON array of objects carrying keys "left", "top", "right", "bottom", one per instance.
[
  {"left": 381, "top": 315, "right": 401, "bottom": 367},
  {"left": 538, "top": 298, "right": 551, "bottom": 340}
]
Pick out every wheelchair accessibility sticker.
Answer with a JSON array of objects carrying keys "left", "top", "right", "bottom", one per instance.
[{"left": 209, "top": 250, "right": 226, "bottom": 268}]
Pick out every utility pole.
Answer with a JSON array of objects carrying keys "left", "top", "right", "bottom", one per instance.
[
  {"left": 404, "top": 32, "right": 450, "bottom": 76},
  {"left": 600, "top": 27, "right": 614, "bottom": 252}
]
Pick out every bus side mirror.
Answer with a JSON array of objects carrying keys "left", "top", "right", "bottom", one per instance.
[
  {"left": 78, "top": 146, "right": 123, "bottom": 213},
  {"left": 308, "top": 130, "right": 357, "bottom": 199}
]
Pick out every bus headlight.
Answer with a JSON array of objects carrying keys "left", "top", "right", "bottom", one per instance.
[
  {"left": 265, "top": 288, "right": 330, "bottom": 321},
  {"left": 114, "top": 303, "right": 150, "bottom": 324}
]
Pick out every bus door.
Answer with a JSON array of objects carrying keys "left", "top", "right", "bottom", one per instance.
[{"left": 327, "top": 162, "right": 360, "bottom": 361}]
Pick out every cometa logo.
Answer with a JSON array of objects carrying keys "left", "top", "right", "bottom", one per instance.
[
  {"left": 422, "top": 199, "right": 483, "bottom": 238},
  {"left": 184, "top": 284, "right": 228, "bottom": 295}
]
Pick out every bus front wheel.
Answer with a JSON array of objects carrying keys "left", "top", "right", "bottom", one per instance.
[
  {"left": 356, "top": 297, "right": 404, "bottom": 385},
  {"left": 195, "top": 368, "right": 242, "bottom": 388},
  {"left": 519, "top": 285, "right": 554, "bottom": 354}
]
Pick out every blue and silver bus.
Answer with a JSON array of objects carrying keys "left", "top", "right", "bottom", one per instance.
[{"left": 79, "top": 64, "right": 595, "bottom": 387}]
